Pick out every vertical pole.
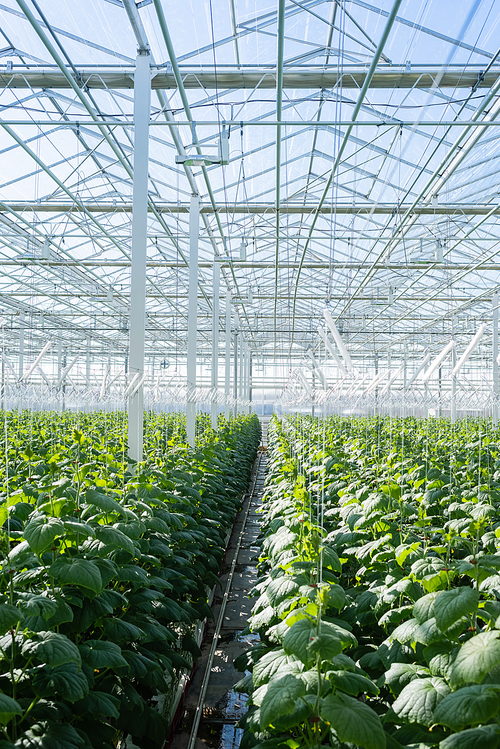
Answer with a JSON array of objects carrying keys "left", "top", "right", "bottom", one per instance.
[
  {"left": 244, "top": 344, "right": 249, "bottom": 412},
  {"left": 239, "top": 336, "right": 244, "bottom": 401},
  {"left": 128, "top": 50, "right": 151, "bottom": 462},
  {"left": 249, "top": 350, "right": 253, "bottom": 410},
  {"left": 62, "top": 350, "right": 67, "bottom": 411},
  {"left": 225, "top": 290, "right": 231, "bottom": 419},
  {"left": 211, "top": 261, "right": 220, "bottom": 430},
  {"left": 451, "top": 342, "right": 457, "bottom": 423},
  {"left": 18, "top": 312, "right": 25, "bottom": 379},
  {"left": 493, "top": 292, "right": 499, "bottom": 425},
  {"left": 312, "top": 370, "right": 315, "bottom": 418},
  {"left": 186, "top": 194, "right": 200, "bottom": 446},
  {"left": 56, "top": 340, "right": 62, "bottom": 411},
  {"left": 402, "top": 346, "right": 407, "bottom": 418},
  {"left": 438, "top": 365, "right": 442, "bottom": 418},
  {"left": 233, "top": 330, "right": 238, "bottom": 418},
  {"left": 86, "top": 337, "right": 91, "bottom": 388}
]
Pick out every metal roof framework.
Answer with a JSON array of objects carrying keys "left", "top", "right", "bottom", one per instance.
[{"left": 0, "top": 0, "right": 499, "bottom": 393}]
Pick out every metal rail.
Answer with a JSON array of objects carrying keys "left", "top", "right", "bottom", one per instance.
[{"left": 185, "top": 452, "right": 265, "bottom": 749}]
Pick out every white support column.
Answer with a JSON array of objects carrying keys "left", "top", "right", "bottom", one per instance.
[
  {"left": 128, "top": 50, "right": 151, "bottom": 462},
  {"left": 494, "top": 293, "right": 499, "bottom": 426},
  {"left": 403, "top": 347, "right": 407, "bottom": 418},
  {"left": 57, "top": 339, "right": 62, "bottom": 380},
  {"left": 249, "top": 350, "right": 253, "bottom": 411},
  {"left": 18, "top": 312, "right": 24, "bottom": 379},
  {"left": 86, "top": 337, "right": 91, "bottom": 388},
  {"left": 186, "top": 193, "right": 200, "bottom": 446},
  {"left": 225, "top": 290, "right": 231, "bottom": 419},
  {"left": 451, "top": 340, "right": 457, "bottom": 423},
  {"left": 243, "top": 343, "right": 248, "bottom": 412},
  {"left": 239, "top": 336, "right": 244, "bottom": 401},
  {"left": 211, "top": 260, "right": 220, "bottom": 430},
  {"left": 233, "top": 330, "right": 239, "bottom": 418}
]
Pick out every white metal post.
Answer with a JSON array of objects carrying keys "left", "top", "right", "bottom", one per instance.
[
  {"left": 243, "top": 343, "right": 248, "bottom": 412},
  {"left": 86, "top": 337, "right": 91, "bottom": 389},
  {"left": 186, "top": 193, "right": 200, "bottom": 446},
  {"left": 451, "top": 343, "right": 457, "bottom": 423},
  {"left": 249, "top": 350, "right": 253, "bottom": 411},
  {"left": 403, "top": 347, "right": 407, "bottom": 418},
  {"left": 225, "top": 290, "right": 231, "bottom": 419},
  {"left": 128, "top": 51, "right": 151, "bottom": 463},
  {"left": 211, "top": 261, "right": 220, "bottom": 430},
  {"left": 18, "top": 312, "right": 24, "bottom": 379},
  {"left": 494, "top": 293, "right": 499, "bottom": 425},
  {"left": 239, "top": 336, "right": 244, "bottom": 401},
  {"left": 233, "top": 330, "right": 238, "bottom": 418}
]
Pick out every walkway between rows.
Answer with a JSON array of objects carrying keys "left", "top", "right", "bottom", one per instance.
[{"left": 168, "top": 440, "right": 267, "bottom": 749}]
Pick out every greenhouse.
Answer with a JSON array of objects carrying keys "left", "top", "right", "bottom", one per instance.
[{"left": 1, "top": 0, "right": 500, "bottom": 747}]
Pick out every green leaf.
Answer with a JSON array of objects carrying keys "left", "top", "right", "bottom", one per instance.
[
  {"left": 78, "top": 640, "right": 129, "bottom": 669},
  {"left": 395, "top": 542, "right": 421, "bottom": 567},
  {"left": 0, "top": 693, "right": 22, "bottom": 725},
  {"left": 383, "top": 663, "right": 431, "bottom": 695},
  {"left": 0, "top": 604, "right": 22, "bottom": 635},
  {"left": 325, "top": 583, "right": 345, "bottom": 609},
  {"left": 94, "top": 525, "right": 135, "bottom": 555},
  {"left": 439, "top": 725, "right": 500, "bottom": 749},
  {"left": 259, "top": 674, "right": 305, "bottom": 730},
  {"left": 22, "top": 631, "right": 81, "bottom": 667},
  {"left": 434, "top": 587, "right": 479, "bottom": 632},
  {"left": 392, "top": 677, "right": 450, "bottom": 725},
  {"left": 450, "top": 631, "right": 500, "bottom": 687},
  {"left": 32, "top": 662, "right": 89, "bottom": 702},
  {"left": 320, "top": 692, "right": 385, "bottom": 749},
  {"left": 424, "top": 641, "right": 459, "bottom": 679},
  {"left": 251, "top": 605, "right": 276, "bottom": 630},
  {"left": 252, "top": 649, "right": 303, "bottom": 687},
  {"left": 307, "top": 633, "right": 341, "bottom": 662},
  {"left": 102, "top": 617, "right": 145, "bottom": 642},
  {"left": 24, "top": 515, "right": 64, "bottom": 554},
  {"left": 321, "top": 545, "right": 342, "bottom": 573},
  {"left": 283, "top": 619, "right": 315, "bottom": 665},
  {"left": 19, "top": 596, "right": 58, "bottom": 620},
  {"left": 328, "top": 670, "right": 379, "bottom": 696},
  {"left": 433, "top": 685, "right": 499, "bottom": 731},
  {"left": 266, "top": 576, "right": 300, "bottom": 607},
  {"left": 74, "top": 690, "right": 120, "bottom": 719},
  {"left": 14, "top": 721, "right": 85, "bottom": 748},
  {"left": 413, "top": 591, "right": 441, "bottom": 624},
  {"left": 49, "top": 557, "right": 103, "bottom": 594},
  {"left": 321, "top": 619, "right": 357, "bottom": 649},
  {"left": 85, "top": 488, "right": 125, "bottom": 515}
]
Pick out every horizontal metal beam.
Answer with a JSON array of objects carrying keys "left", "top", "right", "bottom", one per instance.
[
  {"left": 3, "top": 202, "right": 499, "bottom": 215},
  {"left": 0, "top": 294, "right": 486, "bottom": 303},
  {"left": 2, "top": 120, "right": 500, "bottom": 127},
  {"left": 1, "top": 65, "right": 498, "bottom": 89},
  {"left": 2, "top": 260, "right": 500, "bottom": 271}
]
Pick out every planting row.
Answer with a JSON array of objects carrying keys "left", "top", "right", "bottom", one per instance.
[
  {"left": 236, "top": 415, "right": 500, "bottom": 749},
  {"left": 0, "top": 410, "right": 261, "bottom": 749}
]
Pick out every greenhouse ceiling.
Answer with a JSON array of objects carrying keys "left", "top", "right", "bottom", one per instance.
[{"left": 0, "top": 0, "right": 500, "bottom": 371}]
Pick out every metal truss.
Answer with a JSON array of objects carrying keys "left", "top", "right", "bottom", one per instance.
[{"left": 0, "top": 0, "right": 499, "bottom": 392}]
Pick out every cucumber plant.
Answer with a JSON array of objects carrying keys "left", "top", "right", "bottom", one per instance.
[
  {"left": 236, "top": 415, "right": 500, "bottom": 749},
  {"left": 0, "top": 411, "right": 261, "bottom": 749}
]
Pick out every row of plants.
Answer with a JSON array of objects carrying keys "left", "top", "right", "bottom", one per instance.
[
  {"left": 236, "top": 414, "right": 500, "bottom": 749},
  {"left": 0, "top": 410, "right": 261, "bottom": 749}
]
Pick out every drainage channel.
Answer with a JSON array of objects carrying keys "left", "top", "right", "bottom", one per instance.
[{"left": 168, "top": 451, "right": 267, "bottom": 749}]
